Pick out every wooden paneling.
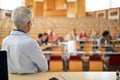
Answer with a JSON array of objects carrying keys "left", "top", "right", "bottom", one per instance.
[
  {"left": 43, "top": 0, "right": 47, "bottom": 10},
  {"left": 77, "top": 0, "right": 86, "bottom": 17},
  {"left": 43, "top": 10, "right": 66, "bottom": 16},
  {"left": 24, "top": 0, "right": 86, "bottom": 17},
  {"left": 46, "top": 0, "right": 55, "bottom": 10},
  {"left": 96, "top": 10, "right": 107, "bottom": 19},
  {"left": 33, "top": 1, "right": 43, "bottom": 16},
  {"left": 67, "top": 2, "right": 76, "bottom": 17},
  {"left": 86, "top": 12, "right": 95, "bottom": 17},
  {"left": 43, "top": 0, "right": 67, "bottom": 16},
  {"left": 55, "top": 0, "right": 66, "bottom": 10},
  {"left": 25, "top": 0, "right": 33, "bottom": 7},
  {"left": 108, "top": 8, "right": 120, "bottom": 23},
  {"left": 86, "top": 8, "right": 120, "bottom": 24}
]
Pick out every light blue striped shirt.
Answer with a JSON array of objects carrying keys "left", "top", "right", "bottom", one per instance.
[{"left": 2, "top": 30, "right": 48, "bottom": 74}]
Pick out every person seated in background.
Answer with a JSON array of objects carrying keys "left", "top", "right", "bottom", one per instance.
[
  {"left": 97, "top": 30, "right": 103, "bottom": 39},
  {"left": 79, "top": 30, "right": 88, "bottom": 50},
  {"left": 2, "top": 6, "right": 48, "bottom": 74},
  {"left": 65, "top": 34, "right": 77, "bottom": 54},
  {"left": 71, "top": 29, "right": 79, "bottom": 41},
  {"left": 64, "top": 33, "right": 77, "bottom": 60},
  {"left": 89, "top": 30, "right": 97, "bottom": 40},
  {"left": 42, "top": 32, "right": 52, "bottom": 51},
  {"left": 42, "top": 32, "right": 49, "bottom": 45},
  {"left": 37, "top": 33, "right": 51, "bottom": 50},
  {"left": 89, "top": 30, "right": 98, "bottom": 50},
  {"left": 79, "top": 30, "right": 88, "bottom": 40},
  {"left": 100, "top": 30, "right": 112, "bottom": 46},
  {"left": 99, "top": 30, "right": 113, "bottom": 51},
  {"left": 37, "top": 33, "right": 43, "bottom": 46},
  {"left": 117, "top": 33, "right": 120, "bottom": 40},
  {"left": 96, "top": 29, "right": 105, "bottom": 47},
  {"left": 47, "top": 29, "right": 56, "bottom": 41}
]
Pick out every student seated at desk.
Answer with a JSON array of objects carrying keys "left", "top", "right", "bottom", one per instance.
[
  {"left": 37, "top": 33, "right": 43, "bottom": 46},
  {"left": 117, "top": 33, "right": 120, "bottom": 40},
  {"left": 79, "top": 30, "right": 88, "bottom": 40},
  {"left": 89, "top": 30, "right": 97, "bottom": 40},
  {"left": 99, "top": 30, "right": 114, "bottom": 51},
  {"left": 2, "top": 6, "right": 48, "bottom": 74},
  {"left": 65, "top": 34, "right": 77, "bottom": 59},
  {"left": 37, "top": 33, "right": 51, "bottom": 50},
  {"left": 47, "top": 29, "right": 56, "bottom": 42},
  {"left": 42, "top": 32, "right": 49, "bottom": 45},
  {"left": 79, "top": 30, "right": 88, "bottom": 50},
  {"left": 89, "top": 30, "right": 98, "bottom": 49},
  {"left": 71, "top": 29, "right": 79, "bottom": 41}
]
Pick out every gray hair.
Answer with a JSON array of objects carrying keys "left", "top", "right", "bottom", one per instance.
[{"left": 12, "top": 6, "right": 32, "bottom": 29}]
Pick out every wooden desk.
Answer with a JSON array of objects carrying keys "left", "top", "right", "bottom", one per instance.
[{"left": 9, "top": 72, "right": 116, "bottom": 80}]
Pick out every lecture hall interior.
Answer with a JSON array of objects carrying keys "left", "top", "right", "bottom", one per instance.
[{"left": 0, "top": 0, "right": 120, "bottom": 80}]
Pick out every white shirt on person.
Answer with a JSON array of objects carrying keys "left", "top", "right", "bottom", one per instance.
[
  {"left": 66, "top": 40, "right": 77, "bottom": 54},
  {"left": 2, "top": 30, "right": 48, "bottom": 74}
]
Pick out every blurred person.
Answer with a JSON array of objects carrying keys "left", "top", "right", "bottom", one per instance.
[
  {"left": 37, "top": 33, "right": 51, "bottom": 50},
  {"left": 42, "top": 32, "right": 49, "bottom": 45},
  {"left": 99, "top": 30, "right": 113, "bottom": 67},
  {"left": 71, "top": 29, "right": 79, "bottom": 41},
  {"left": 47, "top": 29, "right": 56, "bottom": 41},
  {"left": 37, "top": 33, "right": 43, "bottom": 46},
  {"left": 2, "top": 6, "right": 48, "bottom": 74},
  {"left": 79, "top": 30, "right": 88, "bottom": 40},
  {"left": 97, "top": 30, "right": 103, "bottom": 39},
  {"left": 100, "top": 30, "right": 112, "bottom": 46},
  {"left": 89, "top": 30, "right": 98, "bottom": 50},
  {"left": 42, "top": 32, "right": 52, "bottom": 51},
  {"left": 79, "top": 30, "right": 88, "bottom": 50},
  {"left": 99, "top": 30, "right": 113, "bottom": 51},
  {"left": 117, "top": 33, "right": 120, "bottom": 40},
  {"left": 89, "top": 30, "right": 97, "bottom": 40},
  {"left": 65, "top": 34, "right": 77, "bottom": 54}
]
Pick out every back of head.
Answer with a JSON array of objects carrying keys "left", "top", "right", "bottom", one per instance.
[
  {"left": 43, "top": 32, "right": 48, "bottom": 36},
  {"left": 12, "top": 6, "right": 32, "bottom": 30},
  {"left": 43, "top": 32, "right": 48, "bottom": 41},
  {"left": 38, "top": 33, "right": 43, "bottom": 39},
  {"left": 102, "top": 30, "right": 109, "bottom": 37}
]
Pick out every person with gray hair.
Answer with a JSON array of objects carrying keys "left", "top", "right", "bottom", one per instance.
[{"left": 2, "top": 6, "right": 48, "bottom": 74}]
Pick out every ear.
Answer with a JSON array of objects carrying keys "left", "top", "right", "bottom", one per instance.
[
  {"left": 27, "top": 22, "right": 31, "bottom": 28},
  {"left": 28, "top": 23, "right": 30, "bottom": 28}
]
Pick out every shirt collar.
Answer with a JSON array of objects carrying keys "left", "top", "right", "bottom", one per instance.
[
  {"left": 17, "top": 30, "right": 26, "bottom": 33},
  {"left": 10, "top": 30, "right": 27, "bottom": 35}
]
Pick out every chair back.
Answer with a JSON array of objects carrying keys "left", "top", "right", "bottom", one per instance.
[
  {"left": 108, "top": 55, "right": 120, "bottom": 71},
  {"left": 89, "top": 55, "right": 103, "bottom": 71},
  {"left": 0, "top": 51, "right": 8, "bottom": 80},
  {"left": 69, "top": 56, "right": 83, "bottom": 71}
]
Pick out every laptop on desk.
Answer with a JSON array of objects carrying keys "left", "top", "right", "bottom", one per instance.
[{"left": 0, "top": 51, "right": 8, "bottom": 80}]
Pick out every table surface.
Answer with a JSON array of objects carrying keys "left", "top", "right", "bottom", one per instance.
[{"left": 9, "top": 72, "right": 116, "bottom": 80}]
